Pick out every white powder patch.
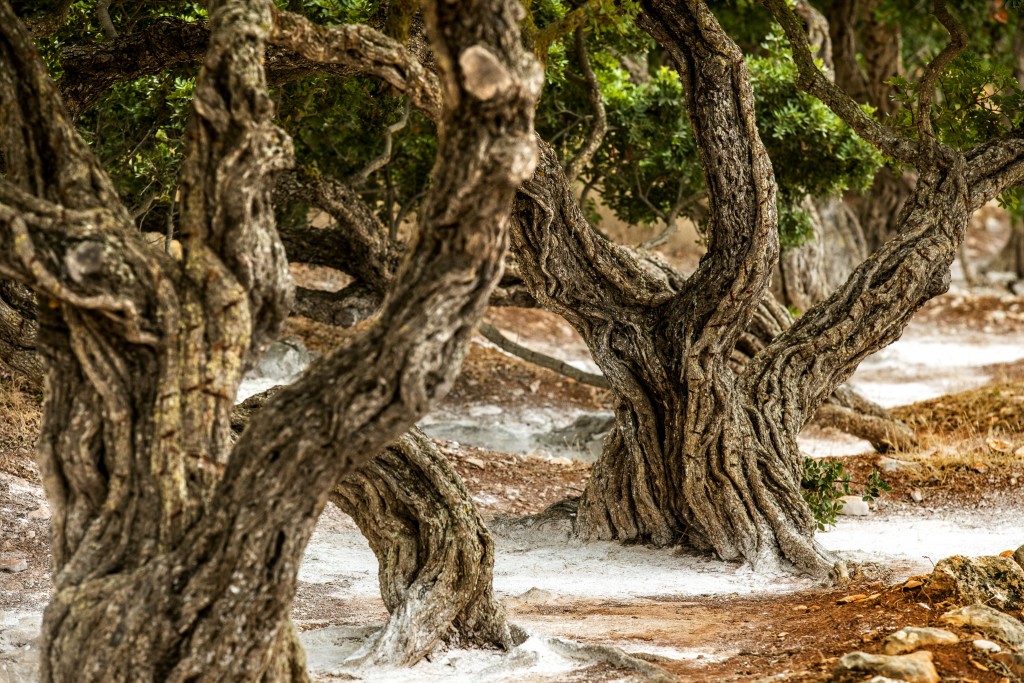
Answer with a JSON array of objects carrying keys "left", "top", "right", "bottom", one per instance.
[
  {"left": 819, "top": 510, "right": 1023, "bottom": 575},
  {"left": 848, "top": 334, "right": 1024, "bottom": 408},
  {"left": 301, "top": 631, "right": 595, "bottom": 683},
  {"left": 491, "top": 532, "right": 813, "bottom": 599}
]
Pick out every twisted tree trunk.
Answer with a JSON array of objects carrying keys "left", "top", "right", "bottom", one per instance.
[
  {"left": 0, "top": 0, "right": 539, "bottom": 678},
  {"left": 331, "top": 430, "right": 522, "bottom": 665}
]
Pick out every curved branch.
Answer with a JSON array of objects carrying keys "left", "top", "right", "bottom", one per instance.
[
  {"left": 761, "top": 0, "right": 920, "bottom": 165},
  {"left": 740, "top": 154, "right": 971, "bottom": 436},
  {"left": 353, "top": 100, "right": 410, "bottom": 183},
  {"left": 564, "top": 27, "right": 607, "bottom": 184},
  {"left": 478, "top": 322, "right": 609, "bottom": 388},
  {"left": 915, "top": 0, "right": 968, "bottom": 142},
  {"left": 640, "top": 0, "right": 778, "bottom": 364},
  {"left": 270, "top": 8, "right": 442, "bottom": 120},
  {"left": 275, "top": 169, "right": 399, "bottom": 290},
  {"left": 56, "top": 16, "right": 419, "bottom": 120},
  {"left": 176, "top": 0, "right": 295, "bottom": 358}
]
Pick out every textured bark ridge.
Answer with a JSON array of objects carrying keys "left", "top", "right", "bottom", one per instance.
[
  {"left": 0, "top": 0, "right": 539, "bottom": 677},
  {"left": 507, "top": 0, "right": 1023, "bottom": 579},
  {"left": 511, "top": 0, "right": 844, "bottom": 576},
  {"left": 0, "top": 280, "right": 41, "bottom": 386}
]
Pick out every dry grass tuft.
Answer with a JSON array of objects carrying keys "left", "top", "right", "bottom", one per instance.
[{"left": 0, "top": 369, "right": 42, "bottom": 480}]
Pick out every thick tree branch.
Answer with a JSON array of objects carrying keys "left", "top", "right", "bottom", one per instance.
[
  {"left": 270, "top": 8, "right": 442, "bottom": 120},
  {"left": 177, "top": 0, "right": 295, "bottom": 359},
  {"left": 640, "top": 0, "right": 778, "bottom": 366},
  {"left": 739, "top": 154, "right": 970, "bottom": 435},
  {"left": 275, "top": 169, "right": 399, "bottom": 290}
]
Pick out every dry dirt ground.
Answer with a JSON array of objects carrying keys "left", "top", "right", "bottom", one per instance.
[{"left": 3, "top": 290, "right": 1024, "bottom": 683}]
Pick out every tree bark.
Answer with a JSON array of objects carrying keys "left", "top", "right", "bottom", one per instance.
[
  {"left": 773, "top": 197, "right": 868, "bottom": 312},
  {"left": 233, "top": 390, "right": 522, "bottom": 668},
  {"left": 509, "top": 0, "right": 849, "bottom": 578},
  {"left": 0, "top": 0, "right": 539, "bottom": 678},
  {"left": 0, "top": 280, "right": 41, "bottom": 386},
  {"left": 331, "top": 430, "right": 523, "bottom": 666}
]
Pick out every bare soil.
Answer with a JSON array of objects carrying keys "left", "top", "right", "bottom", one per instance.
[{"left": 3, "top": 290, "right": 1024, "bottom": 682}]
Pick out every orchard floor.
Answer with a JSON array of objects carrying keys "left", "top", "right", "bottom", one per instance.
[{"left": 2, "top": 288, "right": 1024, "bottom": 683}]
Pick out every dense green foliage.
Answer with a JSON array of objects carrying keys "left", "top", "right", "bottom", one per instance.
[{"left": 18, "top": 1, "right": 1024, "bottom": 241}]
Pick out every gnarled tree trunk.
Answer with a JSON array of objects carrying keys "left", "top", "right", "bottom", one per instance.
[
  {"left": 511, "top": 1, "right": 844, "bottom": 577},
  {"left": 0, "top": 0, "right": 539, "bottom": 678},
  {"left": 332, "top": 430, "right": 522, "bottom": 665},
  {"left": 773, "top": 197, "right": 868, "bottom": 312}
]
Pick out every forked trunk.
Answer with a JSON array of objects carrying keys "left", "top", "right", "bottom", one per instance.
[{"left": 574, "top": 331, "right": 837, "bottom": 576}]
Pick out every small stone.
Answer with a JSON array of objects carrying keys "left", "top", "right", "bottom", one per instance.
[
  {"left": 988, "top": 438, "right": 1014, "bottom": 453},
  {"left": 910, "top": 489, "right": 923, "bottom": 503},
  {"left": 879, "top": 457, "right": 918, "bottom": 473},
  {"left": 464, "top": 457, "right": 485, "bottom": 469},
  {"left": 838, "top": 594, "right": 869, "bottom": 604},
  {"left": 882, "top": 627, "right": 958, "bottom": 655},
  {"left": 973, "top": 639, "right": 1002, "bottom": 652},
  {"left": 0, "top": 556, "right": 28, "bottom": 573},
  {"left": 924, "top": 556, "right": 1024, "bottom": 610},
  {"left": 27, "top": 506, "right": 49, "bottom": 521},
  {"left": 832, "top": 650, "right": 938, "bottom": 683},
  {"left": 509, "top": 587, "right": 557, "bottom": 606},
  {"left": 940, "top": 604, "right": 1024, "bottom": 650},
  {"left": 1014, "top": 544, "right": 1024, "bottom": 569},
  {"left": 839, "top": 496, "right": 870, "bottom": 516}
]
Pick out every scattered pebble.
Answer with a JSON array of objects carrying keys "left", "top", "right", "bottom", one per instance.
[
  {"left": 0, "top": 555, "right": 29, "bottom": 573},
  {"left": 973, "top": 639, "right": 1001, "bottom": 652}
]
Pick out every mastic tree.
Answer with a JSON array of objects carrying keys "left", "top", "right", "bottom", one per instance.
[
  {"left": 506, "top": 0, "right": 1024, "bottom": 578},
  {"left": 0, "top": 0, "right": 540, "bottom": 679}
]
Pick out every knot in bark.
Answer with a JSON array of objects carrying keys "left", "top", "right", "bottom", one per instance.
[
  {"left": 459, "top": 45, "right": 513, "bottom": 101},
  {"left": 65, "top": 241, "right": 108, "bottom": 283}
]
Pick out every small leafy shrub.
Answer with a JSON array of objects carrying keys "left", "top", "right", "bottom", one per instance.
[{"left": 801, "top": 458, "right": 891, "bottom": 531}]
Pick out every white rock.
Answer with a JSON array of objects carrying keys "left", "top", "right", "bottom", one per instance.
[
  {"left": 839, "top": 495, "right": 871, "bottom": 516},
  {"left": 973, "top": 639, "right": 1001, "bottom": 652},
  {"left": 882, "top": 627, "right": 958, "bottom": 655}
]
